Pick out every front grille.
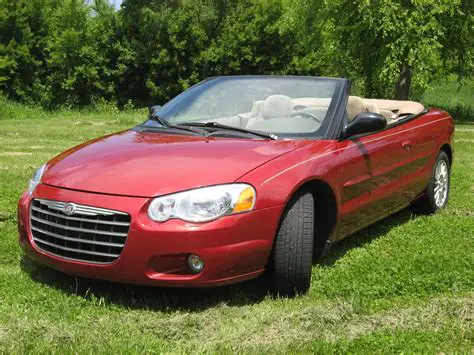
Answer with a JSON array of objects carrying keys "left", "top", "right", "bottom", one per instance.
[{"left": 30, "top": 199, "right": 131, "bottom": 264}]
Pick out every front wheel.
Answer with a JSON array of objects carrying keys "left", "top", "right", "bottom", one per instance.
[
  {"left": 271, "top": 190, "right": 314, "bottom": 296},
  {"left": 414, "top": 151, "right": 451, "bottom": 214}
]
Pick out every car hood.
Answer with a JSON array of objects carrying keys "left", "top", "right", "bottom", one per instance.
[{"left": 42, "top": 130, "right": 310, "bottom": 197}]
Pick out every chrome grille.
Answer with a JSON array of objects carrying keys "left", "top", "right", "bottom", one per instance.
[{"left": 30, "top": 199, "right": 131, "bottom": 264}]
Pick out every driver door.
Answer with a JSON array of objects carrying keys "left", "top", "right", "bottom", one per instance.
[{"left": 335, "top": 119, "right": 417, "bottom": 239}]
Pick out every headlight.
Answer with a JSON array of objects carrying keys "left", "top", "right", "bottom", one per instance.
[
  {"left": 28, "top": 164, "right": 47, "bottom": 195},
  {"left": 148, "top": 184, "right": 256, "bottom": 223}
]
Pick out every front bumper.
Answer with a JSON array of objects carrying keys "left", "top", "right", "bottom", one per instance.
[{"left": 18, "top": 184, "right": 283, "bottom": 287}]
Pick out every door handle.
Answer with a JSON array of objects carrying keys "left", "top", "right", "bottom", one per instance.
[{"left": 402, "top": 141, "right": 412, "bottom": 151}]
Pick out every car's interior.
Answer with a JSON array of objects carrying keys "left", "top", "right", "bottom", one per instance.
[
  {"left": 346, "top": 96, "right": 425, "bottom": 124},
  {"left": 213, "top": 95, "right": 426, "bottom": 133}
]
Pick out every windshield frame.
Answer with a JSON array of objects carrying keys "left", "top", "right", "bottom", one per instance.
[{"left": 139, "top": 75, "right": 349, "bottom": 140}]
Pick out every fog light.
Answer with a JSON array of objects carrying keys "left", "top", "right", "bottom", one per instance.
[{"left": 187, "top": 254, "right": 204, "bottom": 273}]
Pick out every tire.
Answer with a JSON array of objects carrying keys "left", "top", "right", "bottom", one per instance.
[
  {"left": 413, "top": 151, "right": 451, "bottom": 214},
  {"left": 271, "top": 190, "right": 314, "bottom": 296}
]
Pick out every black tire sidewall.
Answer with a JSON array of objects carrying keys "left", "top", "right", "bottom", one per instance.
[{"left": 271, "top": 190, "right": 314, "bottom": 296}]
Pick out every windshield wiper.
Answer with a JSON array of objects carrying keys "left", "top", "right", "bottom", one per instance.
[
  {"left": 178, "top": 122, "right": 278, "bottom": 140},
  {"left": 148, "top": 115, "right": 208, "bottom": 136}
]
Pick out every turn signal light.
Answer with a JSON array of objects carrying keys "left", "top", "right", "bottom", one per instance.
[{"left": 233, "top": 186, "right": 256, "bottom": 213}]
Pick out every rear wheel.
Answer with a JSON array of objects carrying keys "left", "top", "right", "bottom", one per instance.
[
  {"left": 413, "top": 151, "right": 450, "bottom": 214},
  {"left": 271, "top": 190, "right": 314, "bottom": 296}
]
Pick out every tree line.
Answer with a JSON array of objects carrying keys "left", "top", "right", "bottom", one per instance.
[{"left": 0, "top": 0, "right": 472, "bottom": 109}]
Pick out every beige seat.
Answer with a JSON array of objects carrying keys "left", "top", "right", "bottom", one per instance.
[
  {"left": 364, "top": 102, "right": 380, "bottom": 114},
  {"left": 249, "top": 100, "right": 264, "bottom": 118},
  {"left": 292, "top": 97, "right": 332, "bottom": 108},
  {"left": 397, "top": 102, "right": 425, "bottom": 117},
  {"left": 379, "top": 109, "right": 395, "bottom": 120},
  {"left": 347, "top": 97, "right": 425, "bottom": 124},
  {"left": 364, "top": 99, "right": 424, "bottom": 118},
  {"left": 250, "top": 95, "right": 424, "bottom": 128},
  {"left": 261, "top": 95, "right": 294, "bottom": 119},
  {"left": 346, "top": 96, "right": 365, "bottom": 122},
  {"left": 246, "top": 95, "right": 295, "bottom": 128}
]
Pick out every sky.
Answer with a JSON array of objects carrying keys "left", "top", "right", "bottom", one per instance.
[{"left": 110, "top": 0, "right": 122, "bottom": 10}]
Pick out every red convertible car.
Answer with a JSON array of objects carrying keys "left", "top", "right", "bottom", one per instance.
[{"left": 18, "top": 76, "right": 454, "bottom": 295}]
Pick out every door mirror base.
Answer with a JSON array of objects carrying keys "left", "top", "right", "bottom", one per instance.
[
  {"left": 149, "top": 105, "right": 162, "bottom": 116},
  {"left": 343, "top": 112, "right": 387, "bottom": 138}
]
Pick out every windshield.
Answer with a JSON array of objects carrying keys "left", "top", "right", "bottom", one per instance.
[{"left": 145, "top": 76, "right": 343, "bottom": 137}]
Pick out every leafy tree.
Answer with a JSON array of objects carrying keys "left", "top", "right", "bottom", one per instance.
[
  {"left": 116, "top": 0, "right": 294, "bottom": 106},
  {"left": 43, "top": 0, "right": 121, "bottom": 107},
  {"left": 0, "top": 0, "right": 121, "bottom": 107},
  {"left": 278, "top": 0, "right": 331, "bottom": 76},
  {"left": 327, "top": 0, "right": 470, "bottom": 99},
  {"left": 0, "top": 0, "right": 53, "bottom": 102},
  {"left": 116, "top": 0, "right": 214, "bottom": 105},
  {"left": 0, "top": 0, "right": 471, "bottom": 107},
  {"left": 199, "top": 0, "right": 296, "bottom": 77},
  {"left": 440, "top": 0, "right": 473, "bottom": 84}
]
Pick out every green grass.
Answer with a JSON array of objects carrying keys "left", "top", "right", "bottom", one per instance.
[
  {"left": 422, "top": 75, "right": 474, "bottom": 122},
  {"left": 0, "top": 105, "right": 473, "bottom": 353}
]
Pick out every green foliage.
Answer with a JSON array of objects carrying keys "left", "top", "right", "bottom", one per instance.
[
  {"left": 0, "top": 0, "right": 52, "bottom": 102},
  {"left": 115, "top": 0, "right": 297, "bottom": 106},
  {"left": 422, "top": 75, "right": 474, "bottom": 122},
  {"left": 0, "top": 0, "right": 120, "bottom": 108},
  {"left": 440, "top": 0, "right": 474, "bottom": 81},
  {"left": 199, "top": 0, "right": 296, "bottom": 77},
  {"left": 0, "top": 0, "right": 472, "bottom": 107},
  {"left": 43, "top": 0, "right": 119, "bottom": 107},
  {"left": 324, "top": 0, "right": 469, "bottom": 99}
]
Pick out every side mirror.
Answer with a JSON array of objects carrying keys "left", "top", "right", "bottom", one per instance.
[
  {"left": 149, "top": 105, "right": 162, "bottom": 116},
  {"left": 343, "top": 112, "right": 387, "bottom": 138}
]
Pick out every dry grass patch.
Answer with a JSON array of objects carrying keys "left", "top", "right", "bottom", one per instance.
[{"left": 0, "top": 152, "right": 33, "bottom": 156}]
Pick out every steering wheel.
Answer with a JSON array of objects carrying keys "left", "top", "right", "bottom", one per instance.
[{"left": 292, "top": 110, "right": 323, "bottom": 123}]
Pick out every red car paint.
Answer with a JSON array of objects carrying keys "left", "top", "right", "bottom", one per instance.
[
  {"left": 41, "top": 131, "right": 311, "bottom": 197},
  {"left": 18, "top": 107, "right": 454, "bottom": 287}
]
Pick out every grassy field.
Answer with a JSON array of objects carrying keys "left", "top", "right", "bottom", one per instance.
[
  {"left": 0, "top": 103, "right": 473, "bottom": 352},
  {"left": 422, "top": 76, "right": 474, "bottom": 122}
]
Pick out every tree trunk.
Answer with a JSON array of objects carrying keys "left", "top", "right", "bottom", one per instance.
[{"left": 395, "top": 64, "right": 412, "bottom": 100}]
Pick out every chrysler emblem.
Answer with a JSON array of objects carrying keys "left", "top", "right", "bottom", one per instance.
[{"left": 64, "top": 203, "right": 76, "bottom": 216}]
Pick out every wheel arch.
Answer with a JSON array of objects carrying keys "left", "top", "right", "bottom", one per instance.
[{"left": 440, "top": 143, "right": 453, "bottom": 166}]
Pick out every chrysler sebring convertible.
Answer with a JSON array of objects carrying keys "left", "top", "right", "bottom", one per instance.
[{"left": 18, "top": 76, "right": 454, "bottom": 295}]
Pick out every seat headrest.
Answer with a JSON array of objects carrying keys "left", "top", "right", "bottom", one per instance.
[
  {"left": 347, "top": 96, "right": 364, "bottom": 121},
  {"left": 262, "top": 95, "right": 294, "bottom": 119},
  {"left": 292, "top": 97, "right": 332, "bottom": 108}
]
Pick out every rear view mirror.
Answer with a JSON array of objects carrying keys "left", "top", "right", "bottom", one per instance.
[
  {"left": 343, "top": 112, "right": 387, "bottom": 138},
  {"left": 149, "top": 105, "right": 162, "bottom": 116}
]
